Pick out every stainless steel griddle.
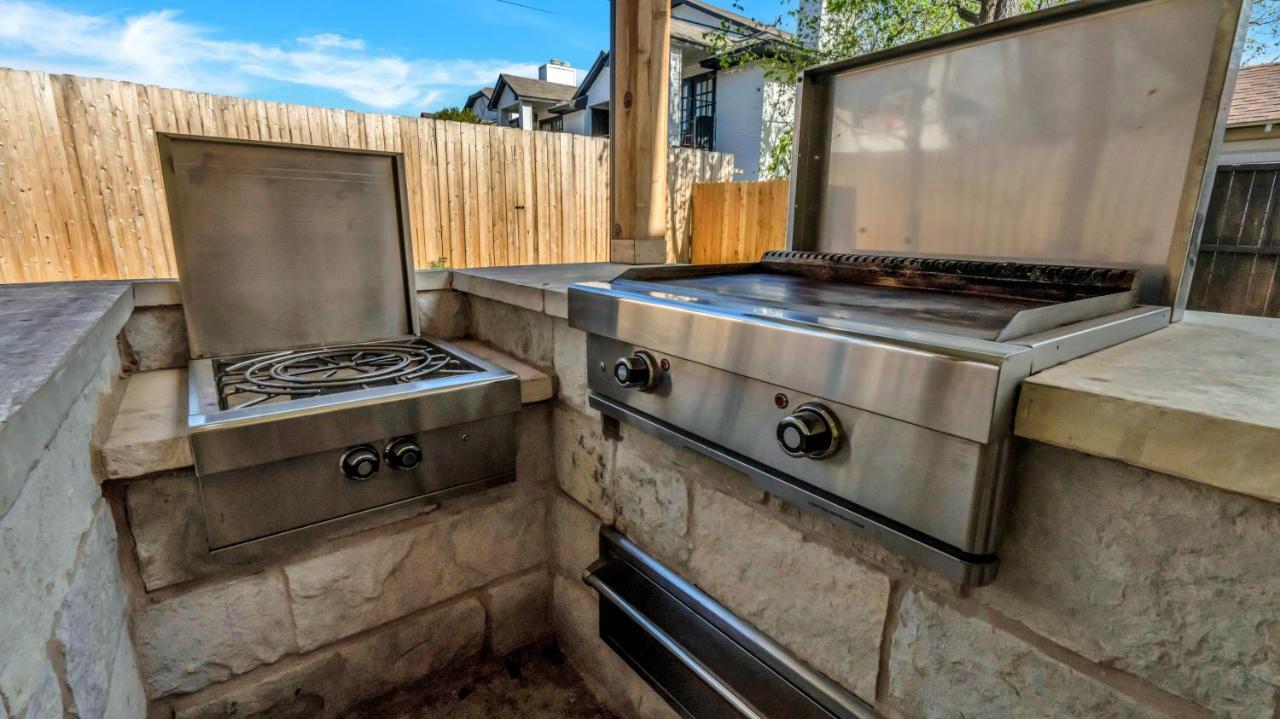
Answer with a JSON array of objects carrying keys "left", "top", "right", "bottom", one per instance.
[{"left": 569, "top": 0, "right": 1248, "bottom": 585}]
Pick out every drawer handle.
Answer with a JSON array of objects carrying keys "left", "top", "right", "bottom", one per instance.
[{"left": 585, "top": 569, "right": 766, "bottom": 719}]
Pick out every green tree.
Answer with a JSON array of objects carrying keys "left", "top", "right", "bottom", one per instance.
[{"left": 431, "top": 106, "right": 483, "bottom": 124}]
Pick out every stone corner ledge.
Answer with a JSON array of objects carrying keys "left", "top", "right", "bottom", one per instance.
[{"left": 1015, "top": 381, "right": 1280, "bottom": 506}]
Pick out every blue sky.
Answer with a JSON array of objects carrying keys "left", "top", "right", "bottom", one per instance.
[{"left": 0, "top": 0, "right": 791, "bottom": 114}]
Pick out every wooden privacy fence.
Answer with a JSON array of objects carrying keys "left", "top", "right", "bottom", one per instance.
[
  {"left": 1188, "top": 163, "right": 1280, "bottom": 318},
  {"left": 690, "top": 179, "right": 789, "bottom": 264},
  {"left": 0, "top": 68, "right": 733, "bottom": 283}
]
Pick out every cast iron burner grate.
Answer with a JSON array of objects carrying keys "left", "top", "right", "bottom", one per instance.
[{"left": 213, "top": 338, "right": 480, "bottom": 410}]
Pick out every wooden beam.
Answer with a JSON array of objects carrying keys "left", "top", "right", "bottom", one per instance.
[{"left": 610, "top": 0, "right": 672, "bottom": 264}]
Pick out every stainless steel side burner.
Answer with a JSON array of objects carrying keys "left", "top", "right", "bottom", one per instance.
[{"left": 160, "top": 135, "right": 521, "bottom": 552}]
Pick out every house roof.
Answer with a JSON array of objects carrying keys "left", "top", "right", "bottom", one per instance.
[
  {"left": 465, "top": 87, "right": 493, "bottom": 108},
  {"left": 488, "top": 73, "right": 577, "bottom": 110},
  {"left": 670, "top": 0, "right": 793, "bottom": 48},
  {"left": 1229, "top": 63, "right": 1280, "bottom": 127}
]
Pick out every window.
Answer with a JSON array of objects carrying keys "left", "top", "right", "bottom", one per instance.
[
  {"left": 591, "top": 107, "right": 610, "bottom": 137},
  {"left": 540, "top": 115, "right": 563, "bottom": 133},
  {"left": 680, "top": 72, "right": 716, "bottom": 150}
]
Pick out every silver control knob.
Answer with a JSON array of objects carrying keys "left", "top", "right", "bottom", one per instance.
[
  {"left": 613, "top": 351, "right": 662, "bottom": 392},
  {"left": 776, "top": 403, "right": 842, "bottom": 460},
  {"left": 384, "top": 437, "right": 422, "bottom": 471}
]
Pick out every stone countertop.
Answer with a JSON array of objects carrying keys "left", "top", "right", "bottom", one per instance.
[
  {"left": 451, "top": 263, "right": 651, "bottom": 319},
  {"left": 1, "top": 281, "right": 134, "bottom": 515},
  {"left": 101, "top": 340, "right": 553, "bottom": 480},
  {"left": 1016, "top": 311, "right": 1280, "bottom": 505}
]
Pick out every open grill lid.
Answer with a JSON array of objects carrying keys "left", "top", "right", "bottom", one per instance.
[
  {"left": 159, "top": 135, "right": 419, "bottom": 359},
  {"left": 786, "top": 0, "right": 1249, "bottom": 310}
]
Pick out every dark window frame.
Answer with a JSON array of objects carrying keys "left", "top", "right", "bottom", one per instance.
[
  {"left": 679, "top": 71, "right": 716, "bottom": 150},
  {"left": 540, "top": 115, "right": 564, "bottom": 133}
]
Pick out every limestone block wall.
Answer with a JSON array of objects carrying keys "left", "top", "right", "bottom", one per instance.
[
  {"left": 117, "top": 404, "right": 554, "bottom": 719},
  {"left": 1, "top": 347, "right": 147, "bottom": 718},
  {"left": 464, "top": 290, "right": 1280, "bottom": 719}
]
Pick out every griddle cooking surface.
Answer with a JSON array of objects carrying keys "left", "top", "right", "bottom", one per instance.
[{"left": 643, "top": 273, "right": 1052, "bottom": 340}]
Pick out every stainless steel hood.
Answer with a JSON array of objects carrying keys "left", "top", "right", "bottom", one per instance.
[
  {"left": 159, "top": 135, "right": 419, "bottom": 358},
  {"left": 787, "top": 0, "right": 1249, "bottom": 312}
]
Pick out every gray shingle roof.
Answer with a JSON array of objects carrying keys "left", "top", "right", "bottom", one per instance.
[{"left": 495, "top": 74, "right": 577, "bottom": 105}]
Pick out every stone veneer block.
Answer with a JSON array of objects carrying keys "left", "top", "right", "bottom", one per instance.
[
  {"left": 102, "top": 368, "right": 192, "bottom": 479},
  {"left": 552, "top": 319, "right": 591, "bottom": 415},
  {"left": 54, "top": 505, "right": 130, "bottom": 719},
  {"left": 981, "top": 442, "right": 1280, "bottom": 718},
  {"left": 517, "top": 402, "right": 555, "bottom": 486},
  {"left": 612, "top": 439, "right": 690, "bottom": 564},
  {"left": 416, "top": 289, "right": 469, "bottom": 339},
  {"left": 687, "top": 483, "right": 889, "bottom": 700},
  {"left": 103, "top": 629, "right": 147, "bottom": 719},
  {"left": 283, "top": 495, "right": 546, "bottom": 651},
  {"left": 889, "top": 590, "right": 1163, "bottom": 718},
  {"left": 467, "top": 295, "right": 555, "bottom": 370},
  {"left": 124, "top": 473, "right": 220, "bottom": 591},
  {"left": 0, "top": 356, "right": 115, "bottom": 716},
  {"left": 483, "top": 570, "right": 552, "bottom": 656},
  {"left": 552, "top": 404, "right": 616, "bottom": 522},
  {"left": 551, "top": 492, "right": 602, "bottom": 580},
  {"left": 123, "top": 306, "right": 190, "bottom": 371},
  {"left": 553, "top": 575, "right": 681, "bottom": 719},
  {"left": 1015, "top": 311, "right": 1280, "bottom": 505},
  {"left": 454, "top": 339, "right": 554, "bottom": 403},
  {"left": 134, "top": 569, "right": 297, "bottom": 697},
  {"left": 171, "top": 598, "right": 485, "bottom": 719}
]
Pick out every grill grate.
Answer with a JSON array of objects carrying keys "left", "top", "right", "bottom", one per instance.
[{"left": 214, "top": 338, "right": 479, "bottom": 410}]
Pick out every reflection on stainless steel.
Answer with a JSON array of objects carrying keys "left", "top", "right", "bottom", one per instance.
[
  {"left": 159, "top": 135, "right": 419, "bottom": 358},
  {"left": 788, "top": 0, "right": 1247, "bottom": 309},
  {"left": 160, "top": 136, "right": 521, "bottom": 551}
]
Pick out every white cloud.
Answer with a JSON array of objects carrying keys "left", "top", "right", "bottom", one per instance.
[{"left": 0, "top": 1, "right": 537, "bottom": 110}]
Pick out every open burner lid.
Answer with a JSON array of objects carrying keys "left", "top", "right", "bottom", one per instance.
[
  {"left": 159, "top": 135, "right": 418, "bottom": 359},
  {"left": 787, "top": 0, "right": 1248, "bottom": 310}
]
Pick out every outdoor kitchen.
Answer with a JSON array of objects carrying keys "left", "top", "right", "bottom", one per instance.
[{"left": 3, "top": 0, "right": 1280, "bottom": 718}]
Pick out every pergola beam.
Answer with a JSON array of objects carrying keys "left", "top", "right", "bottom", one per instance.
[{"left": 610, "top": 0, "right": 672, "bottom": 264}]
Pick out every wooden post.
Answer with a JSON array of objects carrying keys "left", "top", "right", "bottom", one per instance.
[{"left": 610, "top": 0, "right": 672, "bottom": 264}]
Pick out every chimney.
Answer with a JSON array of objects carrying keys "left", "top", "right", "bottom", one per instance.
[{"left": 538, "top": 59, "right": 577, "bottom": 86}]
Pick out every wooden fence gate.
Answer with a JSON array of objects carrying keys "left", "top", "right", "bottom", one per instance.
[{"left": 1187, "top": 164, "right": 1280, "bottom": 318}]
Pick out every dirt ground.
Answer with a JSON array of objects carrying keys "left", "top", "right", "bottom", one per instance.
[{"left": 343, "top": 643, "right": 616, "bottom": 719}]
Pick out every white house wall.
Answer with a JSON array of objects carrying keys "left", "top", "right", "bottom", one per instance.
[
  {"left": 561, "top": 110, "right": 588, "bottom": 135},
  {"left": 714, "top": 64, "right": 767, "bottom": 179}
]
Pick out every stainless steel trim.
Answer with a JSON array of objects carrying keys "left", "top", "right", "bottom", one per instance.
[
  {"left": 586, "top": 575, "right": 768, "bottom": 719},
  {"left": 1016, "top": 306, "right": 1172, "bottom": 372},
  {"left": 570, "top": 284, "right": 1015, "bottom": 444},
  {"left": 786, "top": 0, "right": 1247, "bottom": 311},
  {"left": 590, "top": 394, "right": 999, "bottom": 585}
]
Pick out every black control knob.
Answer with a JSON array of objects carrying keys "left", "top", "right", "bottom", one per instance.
[
  {"left": 384, "top": 437, "right": 423, "bottom": 471},
  {"left": 613, "top": 351, "right": 661, "bottom": 392},
  {"left": 340, "top": 445, "right": 381, "bottom": 480},
  {"left": 776, "top": 403, "right": 841, "bottom": 460}
]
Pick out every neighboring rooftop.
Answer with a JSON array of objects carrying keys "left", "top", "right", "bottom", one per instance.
[
  {"left": 1228, "top": 62, "right": 1280, "bottom": 127},
  {"left": 489, "top": 73, "right": 576, "bottom": 108}
]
